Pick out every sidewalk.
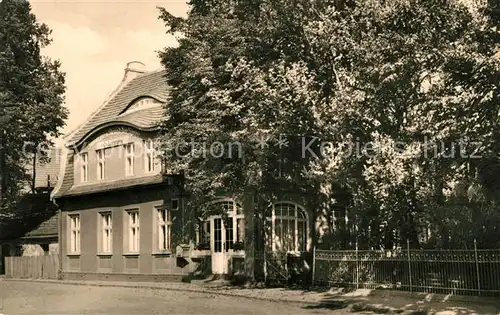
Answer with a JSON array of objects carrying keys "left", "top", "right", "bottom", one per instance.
[{"left": 2, "top": 278, "right": 499, "bottom": 315}]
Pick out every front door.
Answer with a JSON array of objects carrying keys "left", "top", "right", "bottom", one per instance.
[
  {"left": 211, "top": 217, "right": 227, "bottom": 274},
  {"left": 205, "top": 200, "right": 244, "bottom": 275},
  {"left": 210, "top": 217, "right": 237, "bottom": 274}
]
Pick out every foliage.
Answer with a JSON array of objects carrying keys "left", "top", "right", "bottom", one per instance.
[
  {"left": 158, "top": 0, "right": 321, "bottom": 220},
  {"left": 233, "top": 241, "right": 245, "bottom": 251},
  {"left": 0, "top": 0, "right": 68, "bottom": 214},
  {"left": 0, "top": 191, "right": 57, "bottom": 240},
  {"left": 159, "top": 0, "right": 500, "bottom": 249}
]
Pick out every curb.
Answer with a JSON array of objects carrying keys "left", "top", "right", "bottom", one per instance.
[
  {"left": 369, "top": 289, "right": 500, "bottom": 306},
  {"left": 350, "top": 302, "right": 429, "bottom": 315},
  {"left": 1, "top": 278, "right": 429, "bottom": 314}
]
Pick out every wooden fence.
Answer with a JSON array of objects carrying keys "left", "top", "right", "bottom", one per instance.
[{"left": 5, "top": 255, "right": 59, "bottom": 279}]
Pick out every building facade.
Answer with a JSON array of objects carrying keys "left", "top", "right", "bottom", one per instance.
[
  {"left": 52, "top": 61, "right": 331, "bottom": 282},
  {"left": 52, "top": 62, "right": 192, "bottom": 281}
]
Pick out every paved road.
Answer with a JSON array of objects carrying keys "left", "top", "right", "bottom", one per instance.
[{"left": 0, "top": 280, "right": 346, "bottom": 314}]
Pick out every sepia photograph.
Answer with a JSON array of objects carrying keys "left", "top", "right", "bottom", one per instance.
[{"left": 0, "top": 0, "right": 500, "bottom": 314}]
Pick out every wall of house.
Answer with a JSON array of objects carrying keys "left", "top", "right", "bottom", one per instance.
[
  {"left": 73, "top": 127, "right": 161, "bottom": 185},
  {"left": 59, "top": 185, "right": 197, "bottom": 278}
]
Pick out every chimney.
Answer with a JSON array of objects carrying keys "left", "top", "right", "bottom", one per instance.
[{"left": 123, "top": 61, "right": 146, "bottom": 84}]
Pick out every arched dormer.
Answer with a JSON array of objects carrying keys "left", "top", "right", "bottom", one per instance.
[{"left": 121, "top": 96, "right": 162, "bottom": 115}]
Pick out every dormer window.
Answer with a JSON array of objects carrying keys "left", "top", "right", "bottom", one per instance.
[
  {"left": 122, "top": 97, "right": 161, "bottom": 115},
  {"left": 144, "top": 139, "right": 155, "bottom": 173},
  {"left": 124, "top": 143, "right": 135, "bottom": 176},
  {"left": 80, "top": 152, "right": 88, "bottom": 183},
  {"left": 97, "top": 149, "right": 105, "bottom": 180}
]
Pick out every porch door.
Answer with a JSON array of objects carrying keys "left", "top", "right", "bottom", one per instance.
[
  {"left": 211, "top": 217, "right": 227, "bottom": 274},
  {"left": 210, "top": 217, "right": 237, "bottom": 274}
]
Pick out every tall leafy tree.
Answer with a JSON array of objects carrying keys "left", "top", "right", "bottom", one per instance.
[
  {"left": 0, "top": 0, "right": 68, "bottom": 216},
  {"left": 158, "top": 0, "right": 321, "bottom": 214},
  {"left": 159, "top": 0, "right": 500, "bottom": 250},
  {"left": 304, "top": 0, "right": 500, "bottom": 249}
]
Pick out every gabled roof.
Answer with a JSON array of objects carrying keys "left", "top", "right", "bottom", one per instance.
[
  {"left": 67, "top": 69, "right": 169, "bottom": 147},
  {"left": 34, "top": 148, "right": 62, "bottom": 188},
  {"left": 52, "top": 66, "right": 169, "bottom": 200},
  {"left": 117, "top": 105, "right": 164, "bottom": 127},
  {"left": 24, "top": 147, "right": 63, "bottom": 190},
  {"left": 76, "top": 105, "right": 164, "bottom": 145}
]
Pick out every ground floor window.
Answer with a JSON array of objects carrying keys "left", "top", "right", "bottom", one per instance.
[
  {"left": 267, "top": 202, "right": 308, "bottom": 252},
  {"left": 98, "top": 212, "right": 112, "bottom": 254},
  {"left": 125, "top": 209, "right": 140, "bottom": 253},
  {"left": 68, "top": 214, "right": 81, "bottom": 254},
  {"left": 156, "top": 206, "right": 172, "bottom": 251}
]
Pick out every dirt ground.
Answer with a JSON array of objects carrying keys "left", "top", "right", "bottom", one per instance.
[{"left": 0, "top": 280, "right": 347, "bottom": 314}]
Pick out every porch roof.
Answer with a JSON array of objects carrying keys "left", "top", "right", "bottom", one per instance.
[{"left": 22, "top": 213, "right": 59, "bottom": 239}]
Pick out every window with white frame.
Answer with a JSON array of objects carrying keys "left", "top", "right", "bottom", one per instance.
[
  {"left": 69, "top": 214, "right": 81, "bottom": 253},
  {"left": 156, "top": 207, "right": 172, "bottom": 251},
  {"left": 80, "top": 152, "right": 88, "bottom": 183},
  {"left": 124, "top": 143, "right": 134, "bottom": 176},
  {"left": 268, "top": 202, "right": 307, "bottom": 252},
  {"left": 96, "top": 149, "right": 105, "bottom": 180},
  {"left": 144, "top": 139, "right": 155, "bottom": 173},
  {"left": 125, "top": 210, "right": 140, "bottom": 253},
  {"left": 99, "top": 212, "right": 113, "bottom": 253}
]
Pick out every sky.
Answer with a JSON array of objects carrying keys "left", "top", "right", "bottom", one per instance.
[{"left": 29, "top": 0, "right": 189, "bottom": 144}]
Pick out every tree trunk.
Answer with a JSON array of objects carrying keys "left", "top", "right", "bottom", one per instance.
[
  {"left": 243, "top": 187, "right": 256, "bottom": 281},
  {"left": 31, "top": 147, "right": 37, "bottom": 194},
  {"left": 0, "top": 129, "right": 6, "bottom": 204}
]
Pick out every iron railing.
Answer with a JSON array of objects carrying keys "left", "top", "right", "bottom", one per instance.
[
  {"left": 312, "top": 242, "right": 500, "bottom": 297},
  {"left": 254, "top": 250, "right": 289, "bottom": 285}
]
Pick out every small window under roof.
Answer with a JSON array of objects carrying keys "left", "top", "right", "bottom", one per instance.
[{"left": 123, "top": 97, "right": 161, "bottom": 114}]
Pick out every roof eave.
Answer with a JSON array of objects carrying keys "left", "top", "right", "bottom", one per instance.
[
  {"left": 68, "top": 122, "right": 161, "bottom": 148},
  {"left": 52, "top": 176, "right": 173, "bottom": 200},
  {"left": 20, "top": 234, "right": 59, "bottom": 240}
]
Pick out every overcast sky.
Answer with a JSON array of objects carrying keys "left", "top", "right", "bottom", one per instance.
[{"left": 30, "top": 0, "right": 189, "bottom": 143}]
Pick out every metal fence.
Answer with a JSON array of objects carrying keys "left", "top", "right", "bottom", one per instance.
[
  {"left": 254, "top": 251, "right": 289, "bottom": 285},
  {"left": 312, "top": 243, "right": 500, "bottom": 297}
]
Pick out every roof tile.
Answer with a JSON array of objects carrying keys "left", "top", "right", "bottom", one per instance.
[
  {"left": 67, "top": 70, "right": 168, "bottom": 146},
  {"left": 23, "top": 213, "right": 59, "bottom": 238},
  {"left": 63, "top": 174, "right": 165, "bottom": 197}
]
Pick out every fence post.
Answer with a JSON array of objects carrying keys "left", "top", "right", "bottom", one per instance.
[
  {"left": 407, "top": 239, "right": 412, "bottom": 293},
  {"left": 355, "top": 241, "right": 359, "bottom": 290},
  {"left": 312, "top": 246, "right": 316, "bottom": 288},
  {"left": 474, "top": 238, "right": 481, "bottom": 296}
]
